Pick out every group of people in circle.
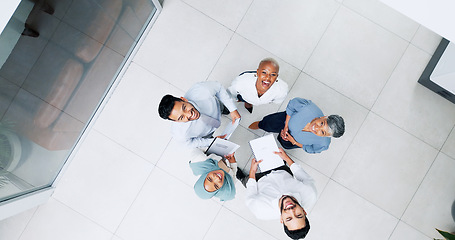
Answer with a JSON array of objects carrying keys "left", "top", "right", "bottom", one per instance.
[{"left": 158, "top": 58, "right": 345, "bottom": 239}]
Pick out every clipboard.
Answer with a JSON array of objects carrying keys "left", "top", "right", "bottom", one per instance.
[
  {"left": 249, "top": 134, "right": 284, "bottom": 172},
  {"left": 221, "top": 118, "right": 240, "bottom": 140},
  {"left": 205, "top": 137, "right": 240, "bottom": 156}
]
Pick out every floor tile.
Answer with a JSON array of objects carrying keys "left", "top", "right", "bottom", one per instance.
[
  {"left": 402, "top": 153, "right": 455, "bottom": 238},
  {"left": 236, "top": 0, "right": 339, "bottom": 69},
  {"left": 411, "top": 25, "right": 442, "bottom": 55},
  {"left": 373, "top": 45, "right": 455, "bottom": 149},
  {"left": 93, "top": 63, "right": 179, "bottom": 164},
  {"left": 116, "top": 167, "right": 222, "bottom": 240},
  {"left": 278, "top": 73, "right": 369, "bottom": 177},
  {"left": 222, "top": 181, "right": 290, "bottom": 240},
  {"left": 21, "top": 42, "right": 81, "bottom": 104},
  {"left": 206, "top": 33, "right": 301, "bottom": 130},
  {"left": 389, "top": 221, "right": 431, "bottom": 240},
  {"left": 204, "top": 207, "right": 277, "bottom": 240},
  {"left": 182, "top": 0, "right": 253, "bottom": 31},
  {"left": 63, "top": 46, "right": 125, "bottom": 124},
  {"left": 0, "top": 207, "right": 36, "bottom": 240},
  {"left": 304, "top": 6, "right": 408, "bottom": 109},
  {"left": 207, "top": 33, "right": 301, "bottom": 90},
  {"left": 441, "top": 127, "right": 455, "bottom": 159},
  {"left": 307, "top": 181, "right": 398, "bottom": 240},
  {"left": 19, "top": 198, "right": 113, "bottom": 240},
  {"left": 343, "top": 0, "right": 419, "bottom": 41},
  {"left": 132, "top": 0, "right": 233, "bottom": 91},
  {"left": 332, "top": 113, "right": 438, "bottom": 218},
  {"left": 44, "top": 0, "right": 73, "bottom": 20},
  {"left": 156, "top": 138, "right": 209, "bottom": 189},
  {"left": 291, "top": 159, "right": 331, "bottom": 202},
  {"left": 111, "top": 235, "right": 122, "bottom": 240},
  {"left": 213, "top": 119, "right": 259, "bottom": 168},
  {"left": 62, "top": 0, "right": 122, "bottom": 44},
  {"left": 52, "top": 130, "right": 153, "bottom": 232},
  {"left": 0, "top": 77, "right": 19, "bottom": 118}
]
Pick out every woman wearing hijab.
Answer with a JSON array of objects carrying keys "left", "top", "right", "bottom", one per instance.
[{"left": 189, "top": 152, "right": 238, "bottom": 201}]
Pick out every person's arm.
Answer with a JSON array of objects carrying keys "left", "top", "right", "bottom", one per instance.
[
  {"left": 274, "top": 148, "right": 295, "bottom": 166},
  {"left": 285, "top": 97, "right": 311, "bottom": 117},
  {"left": 224, "top": 152, "right": 238, "bottom": 177},
  {"left": 228, "top": 76, "right": 241, "bottom": 97},
  {"left": 245, "top": 158, "right": 273, "bottom": 219},
  {"left": 171, "top": 124, "right": 215, "bottom": 148},
  {"left": 245, "top": 159, "right": 261, "bottom": 202},
  {"left": 204, "top": 81, "right": 237, "bottom": 112},
  {"left": 280, "top": 114, "right": 292, "bottom": 141},
  {"left": 274, "top": 148, "right": 314, "bottom": 183},
  {"left": 248, "top": 158, "right": 262, "bottom": 180},
  {"left": 302, "top": 144, "right": 328, "bottom": 154},
  {"left": 204, "top": 81, "right": 240, "bottom": 123},
  {"left": 183, "top": 136, "right": 214, "bottom": 148}
]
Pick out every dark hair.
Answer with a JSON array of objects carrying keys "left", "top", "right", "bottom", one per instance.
[
  {"left": 283, "top": 217, "right": 310, "bottom": 239},
  {"left": 327, "top": 115, "right": 345, "bottom": 138},
  {"left": 158, "top": 94, "right": 182, "bottom": 120}
]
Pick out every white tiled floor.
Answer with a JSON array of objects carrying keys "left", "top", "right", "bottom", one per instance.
[{"left": 1, "top": 0, "right": 455, "bottom": 239}]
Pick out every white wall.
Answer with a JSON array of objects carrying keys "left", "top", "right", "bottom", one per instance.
[{"left": 380, "top": 0, "right": 455, "bottom": 42}]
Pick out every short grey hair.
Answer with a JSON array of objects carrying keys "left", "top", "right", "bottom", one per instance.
[
  {"left": 327, "top": 115, "right": 345, "bottom": 138},
  {"left": 259, "top": 57, "right": 280, "bottom": 72}
]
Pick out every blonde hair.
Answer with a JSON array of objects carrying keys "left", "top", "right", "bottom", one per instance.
[{"left": 259, "top": 58, "right": 280, "bottom": 72}]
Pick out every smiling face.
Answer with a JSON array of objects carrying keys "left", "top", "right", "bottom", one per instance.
[
  {"left": 168, "top": 98, "right": 200, "bottom": 122},
  {"left": 204, "top": 170, "right": 225, "bottom": 192},
  {"left": 279, "top": 196, "right": 307, "bottom": 231},
  {"left": 255, "top": 61, "right": 279, "bottom": 95},
  {"left": 305, "top": 116, "right": 332, "bottom": 137}
]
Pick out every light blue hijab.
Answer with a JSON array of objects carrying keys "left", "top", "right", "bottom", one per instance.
[{"left": 189, "top": 158, "right": 236, "bottom": 201}]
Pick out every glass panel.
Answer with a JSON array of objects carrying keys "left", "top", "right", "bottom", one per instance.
[{"left": 0, "top": 0, "right": 157, "bottom": 202}]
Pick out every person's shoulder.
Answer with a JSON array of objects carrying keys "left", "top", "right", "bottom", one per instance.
[
  {"left": 238, "top": 70, "right": 256, "bottom": 77},
  {"left": 232, "top": 72, "right": 257, "bottom": 89},
  {"left": 171, "top": 121, "right": 191, "bottom": 134}
]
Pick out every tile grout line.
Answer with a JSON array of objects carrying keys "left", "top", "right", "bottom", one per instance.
[
  {"left": 201, "top": 205, "right": 225, "bottom": 240},
  {"left": 395, "top": 150, "right": 443, "bottom": 239},
  {"left": 111, "top": 166, "right": 160, "bottom": 236},
  {"left": 219, "top": 205, "right": 281, "bottom": 240},
  {"left": 50, "top": 197, "right": 117, "bottom": 236},
  {"left": 300, "top": 1, "right": 342, "bottom": 72},
  {"left": 16, "top": 207, "right": 39, "bottom": 240},
  {"left": 369, "top": 42, "right": 411, "bottom": 116}
]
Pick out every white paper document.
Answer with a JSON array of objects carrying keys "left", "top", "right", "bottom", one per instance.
[
  {"left": 205, "top": 138, "right": 240, "bottom": 156},
  {"left": 249, "top": 134, "right": 284, "bottom": 172},
  {"left": 221, "top": 118, "right": 240, "bottom": 140}
]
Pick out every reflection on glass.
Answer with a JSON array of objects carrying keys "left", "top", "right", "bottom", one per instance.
[{"left": 0, "top": 0, "right": 157, "bottom": 202}]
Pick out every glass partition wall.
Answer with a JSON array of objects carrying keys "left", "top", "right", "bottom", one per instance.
[{"left": 0, "top": 0, "right": 160, "bottom": 217}]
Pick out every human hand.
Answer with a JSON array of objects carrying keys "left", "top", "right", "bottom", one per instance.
[
  {"left": 274, "top": 148, "right": 293, "bottom": 165},
  {"left": 249, "top": 158, "right": 263, "bottom": 177},
  {"left": 224, "top": 152, "right": 236, "bottom": 163},
  {"left": 230, "top": 110, "right": 241, "bottom": 124},
  {"left": 284, "top": 132, "right": 296, "bottom": 145},
  {"left": 280, "top": 128, "right": 289, "bottom": 141}
]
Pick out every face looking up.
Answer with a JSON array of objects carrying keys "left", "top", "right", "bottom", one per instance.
[
  {"left": 168, "top": 97, "right": 200, "bottom": 122},
  {"left": 305, "top": 116, "right": 332, "bottom": 137},
  {"left": 279, "top": 195, "right": 307, "bottom": 231},
  {"left": 204, "top": 170, "right": 225, "bottom": 192},
  {"left": 256, "top": 61, "right": 279, "bottom": 94}
]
